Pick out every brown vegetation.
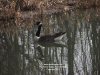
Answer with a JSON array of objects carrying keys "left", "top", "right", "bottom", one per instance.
[
  {"left": 0, "top": 0, "right": 100, "bottom": 21},
  {"left": 78, "top": 0, "right": 100, "bottom": 8}
]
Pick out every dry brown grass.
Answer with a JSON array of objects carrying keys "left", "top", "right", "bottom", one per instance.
[{"left": 0, "top": 0, "right": 100, "bottom": 21}]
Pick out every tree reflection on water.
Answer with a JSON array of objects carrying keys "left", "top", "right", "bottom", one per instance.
[{"left": 0, "top": 9, "right": 100, "bottom": 75}]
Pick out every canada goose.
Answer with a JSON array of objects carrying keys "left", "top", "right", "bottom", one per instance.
[{"left": 35, "top": 22, "right": 66, "bottom": 43}]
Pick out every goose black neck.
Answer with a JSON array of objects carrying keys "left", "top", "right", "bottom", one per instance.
[{"left": 36, "top": 25, "right": 42, "bottom": 37}]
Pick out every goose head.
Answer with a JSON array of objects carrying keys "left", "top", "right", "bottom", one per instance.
[
  {"left": 36, "top": 21, "right": 42, "bottom": 26},
  {"left": 34, "top": 22, "right": 42, "bottom": 40}
]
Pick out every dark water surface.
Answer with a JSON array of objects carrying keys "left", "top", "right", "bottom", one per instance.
[{"left": 0, "top": 8, "right": 100, "bottom": 75}]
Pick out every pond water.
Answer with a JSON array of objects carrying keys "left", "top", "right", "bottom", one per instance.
[{"left": 0, "top": 8, "right": 100, "bottom": 75}]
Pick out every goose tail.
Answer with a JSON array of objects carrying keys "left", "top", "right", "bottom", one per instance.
[{"left": 53, "top": 32, "right": 66, "bottom": 41}]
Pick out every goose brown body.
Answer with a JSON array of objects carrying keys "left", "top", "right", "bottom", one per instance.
[{"left": 35, "top": 22, "right": 66, "bottom": 43}]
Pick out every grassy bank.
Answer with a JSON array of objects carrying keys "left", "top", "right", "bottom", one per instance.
[{"left": 0, "top": 0, "right": 100, "bottom": 20}]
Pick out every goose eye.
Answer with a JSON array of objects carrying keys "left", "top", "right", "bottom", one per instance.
[{"left": 36, "top": 22, "right": 41, "bottom": 25}]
